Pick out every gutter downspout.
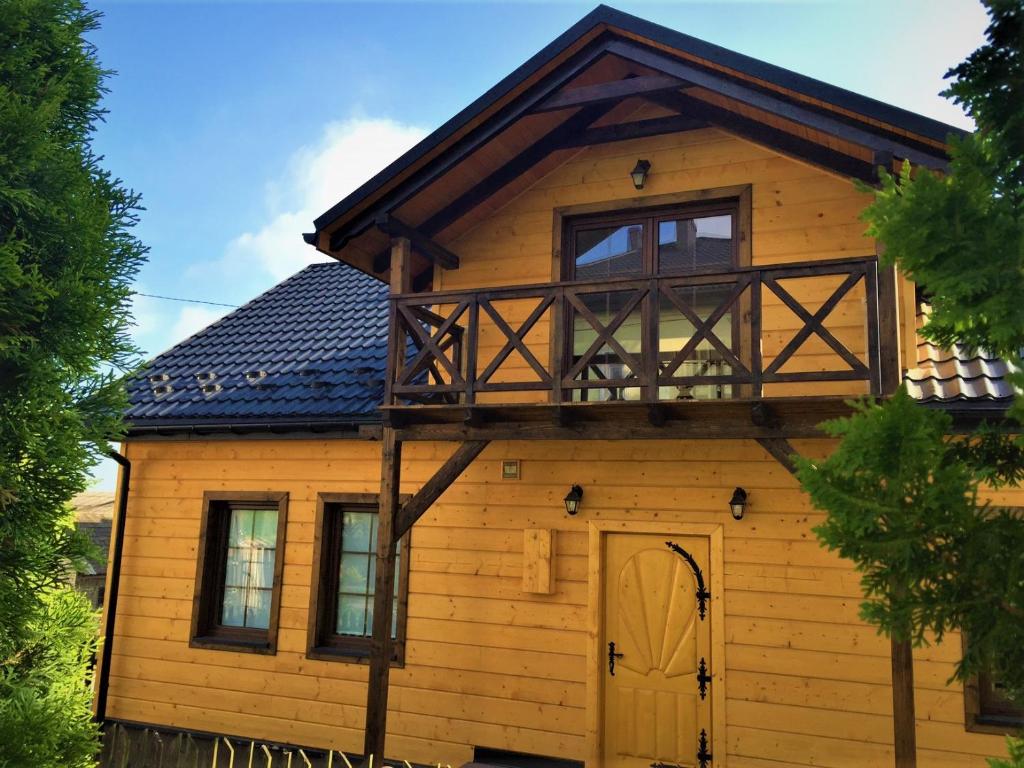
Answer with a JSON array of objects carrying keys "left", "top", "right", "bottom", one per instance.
[{"left": 94, "top": 447, "right": 130, "bottom": 724}]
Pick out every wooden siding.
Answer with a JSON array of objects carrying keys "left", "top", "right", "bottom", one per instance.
[
  {"left": 424, "top": 124, "right": 910, "bottom": 401},
  {"left": 103, "top": 437, "right": 1014, "bottom": 766}
]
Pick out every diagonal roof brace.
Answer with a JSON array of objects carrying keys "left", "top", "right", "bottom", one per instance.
[
  {"left": 533, "top": 73, "right": 688, "bottom": 113},
  {"left": 374, "top": 213, "right": 460, "bottom": 271},
  {"left": 606, "top": 39, "right": 950, "bottom": 171}
]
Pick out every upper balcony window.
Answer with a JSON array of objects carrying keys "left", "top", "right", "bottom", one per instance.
[{"left": 565, "top": 202, "right": 739, "bottom": 402}]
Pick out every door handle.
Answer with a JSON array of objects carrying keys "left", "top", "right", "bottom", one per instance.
[{"left": 608, "top": 641, "right": 624, "bottom": 676}]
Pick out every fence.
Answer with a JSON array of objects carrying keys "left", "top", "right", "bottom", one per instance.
[{"left": 100, "top": 722, "right": 453, "bottom": 768}]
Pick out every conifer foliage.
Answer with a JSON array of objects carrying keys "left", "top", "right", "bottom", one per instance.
[{"left": 0, "top": 0, "right": 146, "bottom": 764}]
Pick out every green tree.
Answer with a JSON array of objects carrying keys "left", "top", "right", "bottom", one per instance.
[
  {"left": 0, "top": 0, "right": 146, "bottom": 764},
  {"left": 796, "top": 1, "right": 1023, "bottom": 764}
]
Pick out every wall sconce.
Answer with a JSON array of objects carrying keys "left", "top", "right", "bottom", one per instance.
[
  {"left": 630, "top": 159, "right": 651, "bottom": 190},
  {"left": 564, "top": 485, "right": 584, "bottom": 516},
  {"left": 729, "top": 487, "right": 748, "bottom": 520}
]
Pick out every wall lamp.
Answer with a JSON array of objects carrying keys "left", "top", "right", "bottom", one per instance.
[
  {"left": 630, "top": 159, "right": 651, "bottom": 190},
  {"left": 564, "top": 485, "right": 584, "bottom": 516},
  {"left": 729, "top": 487, "right": 748, "bottom": 520}
]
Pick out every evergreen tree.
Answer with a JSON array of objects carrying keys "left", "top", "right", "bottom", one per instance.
[
  {"left": 0, "top": 0, "right": 146, "bottom": 764},
  {"left": 796, "top": 1, "right": 1023, "bottom": 764}
]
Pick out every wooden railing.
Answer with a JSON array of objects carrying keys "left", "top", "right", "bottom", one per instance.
[{"left": 385, "top": 256, "right": 883, "bottom": 407}]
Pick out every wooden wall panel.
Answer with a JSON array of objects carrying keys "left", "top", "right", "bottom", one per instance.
[
  {"left": 425, "top": 124, "right": 889, "bottom": 400},
  {"left": 102, "top": 437, "right": 1017, "bottom": 766}
]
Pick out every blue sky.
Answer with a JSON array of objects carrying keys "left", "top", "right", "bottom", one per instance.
[{"left": 88, "top": 0, "right": 986, "bottom": 488}]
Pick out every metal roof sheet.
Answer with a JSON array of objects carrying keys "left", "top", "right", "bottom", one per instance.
[
  {"left": 125, "top": 262, "right": 389, "bottom": 430},
  {"left": 904, "top": 338, "right": 1016, "bottom": 404}
]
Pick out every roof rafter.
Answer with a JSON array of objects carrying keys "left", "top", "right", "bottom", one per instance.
[
  {"left": 533, "top": 73, "right": 687, "bottom": 113},
  {"left": 651, "top": 91, "right": 879, "bottom": 182},
  {"left": 607, "top": 39, "right": 949, "bottom": 170}
]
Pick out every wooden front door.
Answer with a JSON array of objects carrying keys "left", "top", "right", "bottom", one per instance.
[{"left": 602, "top": 534, "right": 713, "bottom": 768}]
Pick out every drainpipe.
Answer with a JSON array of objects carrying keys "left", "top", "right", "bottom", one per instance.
[{"left": 94, "top": 448, "right": 131, "bottom": 724}]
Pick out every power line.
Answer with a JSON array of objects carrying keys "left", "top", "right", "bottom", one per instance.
[{"left": 133, "top": 292, "right": 239, "bottom": 309}]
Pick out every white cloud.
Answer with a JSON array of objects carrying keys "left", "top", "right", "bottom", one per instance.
[
  {"left": 169, "top": 306, "right": 231, "bottom": 348},
  {"left": 205, "top": 117, "right": 428, "bottom": 282}
]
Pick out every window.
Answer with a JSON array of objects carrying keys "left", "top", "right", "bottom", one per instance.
[
  {"left": 563, "top": 200, "right": 743, "bottom": 402},
  {"left": 191, "top": 491, "right": 288, "bottom": 654},
  {"left": 966, "top": 669, "right": 1024, "bottom": 733},
  {"left": 307, "top": 493, "right": 410, "bottom": 664}
]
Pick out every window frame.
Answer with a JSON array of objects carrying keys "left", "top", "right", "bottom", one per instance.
[
  {"left": 562, "top": 199, "right": 741, "bottom": 281},
  {"left": 306, "top": 492, "right": 412, "bottom": 666},
  {"left": 190, "top": 490, "right": 289, "bottom": 655}
]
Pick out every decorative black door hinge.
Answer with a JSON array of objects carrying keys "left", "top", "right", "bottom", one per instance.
[
  {"left": 697, "top": 657, "right": 711, "bottom": 700},
  {"left": 608, "top": 641, "right": 623, "bottom": 676},
  {"left": 665, "top": 540, "right": 710, "bottom": 620},
  {"left": 697, "top": 729, "right": 712, "bottom": 768}
]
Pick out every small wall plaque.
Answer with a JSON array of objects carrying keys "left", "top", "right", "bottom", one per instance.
[{"left": 501, "top": 459, "right": 521, "bottom": 480}]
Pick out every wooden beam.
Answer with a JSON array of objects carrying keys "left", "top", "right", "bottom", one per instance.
[
  {"left": 389, "top": 237, "right": 412, "bottom": 295},
  {"left": 874, "top": 151, "right": 902, "bottom": 395},
  {"left": 393, "top": 440, "right": 489, "bottom": 540},
  {"left": 373, "top": 214, "right": 460, "bottom": 272},
  {"left": 368, "top": 100, "right": 617, "bottom": 273},
  {"left": 363, "top": 427, "right": 401, "bottom": 761},
  {"left": 755, "top": 437, "right": 800, "bottom": 476},
  {"left": 608, "top": 39, "right": 948, "bottom": 170},
  {"left": 327, "top": 40, "right": 614, "bottom": 250},
  {"left": 533, "top": 74, "right": 685, "bottom": 113},
  {"left": 559, "top": 114, "right": 708, "bottom": 148},
  {"left": 653, "top": 91, "right": 879, "bottom": 183},
  {"left": 891, "top": 638, "right": 918, "bottom": 768}
]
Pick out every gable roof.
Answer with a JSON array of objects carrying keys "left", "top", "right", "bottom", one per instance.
[
  {"left": 125, "top": 263, "right": 389, "bottom": 435},
  {"left": 307, "top": 4, "right": 966, "bottom": 282}
]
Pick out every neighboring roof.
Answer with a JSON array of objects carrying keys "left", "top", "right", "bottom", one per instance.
[
  {"left": 72, "top": 492, "right": 114, "bottom": 576},
  {"left": 904, "top": 340, "right": 1016, "bottom": 405},
  {"left": 125, "top": 263, "right": 389, "bottom": 433},
  {"left": 72, "top": 492, "right": 115, "bottom": 524},
  {"left": 309, "top": 4, "right": 966, "bottom": 259}
]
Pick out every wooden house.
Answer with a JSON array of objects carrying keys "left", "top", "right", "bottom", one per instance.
[{"left": 96, "top": 6, "right": 1022, "bottom": 767}]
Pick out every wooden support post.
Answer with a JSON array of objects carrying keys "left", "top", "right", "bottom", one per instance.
[
  {"left": 891, "top": 638, "right": 918, "bottom": 768},
  {"left": 364, "top": 426, "right": 401, "bottom": 762},
  {"left": 873, "top": 153, "right": 901, "bottom": 395},
  {"left": 390, "top": 236, "right": 412, "bottom": 294}
]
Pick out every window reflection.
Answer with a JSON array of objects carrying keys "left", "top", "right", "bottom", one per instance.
[
  {"left": 574, "top": 224, "right": 645, "bottom": 280},
  {"left": 658, "top": 215, "right": 733, "bottom": 274}
]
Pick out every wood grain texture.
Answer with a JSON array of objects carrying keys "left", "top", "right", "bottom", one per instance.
[{"left": 105, "top": 437, "right": 1019, "bottom": 766}]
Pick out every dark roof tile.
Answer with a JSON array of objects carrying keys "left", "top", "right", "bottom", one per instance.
[{"left": 126, "top": 262, "right": 389, "bottom": 429}]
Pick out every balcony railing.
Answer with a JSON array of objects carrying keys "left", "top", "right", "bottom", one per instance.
[{"left": 385, "top": 256, "right": 883, "bottom": 407}]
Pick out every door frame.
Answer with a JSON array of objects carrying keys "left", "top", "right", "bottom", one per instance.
[{"left": 586, "top": 521, "right": 726, "bottom": 767}]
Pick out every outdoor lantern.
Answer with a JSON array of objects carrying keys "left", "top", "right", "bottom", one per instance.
[
  {"left": 729, "top": 487, "right": 748, "bottom": 520},
  {"left": 564, "top": 485, "right": 584, "bottom": 515},
  {"left": 630, "top": 159, "right": 651, "bottom": 190}
]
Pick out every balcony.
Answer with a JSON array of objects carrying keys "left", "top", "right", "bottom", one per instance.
[{"left": 384, "top": 256, "right": 893, "bottom": 439}]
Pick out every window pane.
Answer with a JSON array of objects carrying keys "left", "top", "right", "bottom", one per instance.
[
  {"left": 245, "top": 588, "right": 271, "bottom": 629},
  {"left": 337, "top": 594, "right": 367, "bottom": 635},
  {"left": 574, "top": 224, "right": 644, "bottom": 280},
  {"left": 658, "top": 215, "right": 733, "bottom": 273},
  {"left": 219, "top": 507, "right": 278, "bottom": 631},
  {"left": 221, "top": 587, "right": 245, "bottom": 627},
  {"left": 658, "top": 285, "right": 735, "bottom": 400},
  {"left": 251, "top": 509, "right": 278, "bottom": 547},
  {"left": 571, "top": 290, "right": 643, "bottom": 402},
  {"left": 343, "top": 510, "right": 372, "bottom": 552},
  {"left": 253, "top": 546, "right": 276, "bottom": 589},
  {"left": 339, "top": 554, "right": 370, "bottom": 593},
  {"left": 228, "top": 509, "right": 254, "bottom": 547}
]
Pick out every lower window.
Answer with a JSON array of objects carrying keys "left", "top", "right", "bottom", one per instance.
[
  {"left": 966, "top": 670, "right": 1024, "bottom": 733},
  {"left": 191, "top": 491, "right": 288, "bottom": 654},
  {"left": 307, "top": 493, "right": 410, "bottom": 663}
]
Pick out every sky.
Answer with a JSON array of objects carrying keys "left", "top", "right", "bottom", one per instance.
[{"left": 87, "top": 0, "right": 987, "bottom": 488}]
